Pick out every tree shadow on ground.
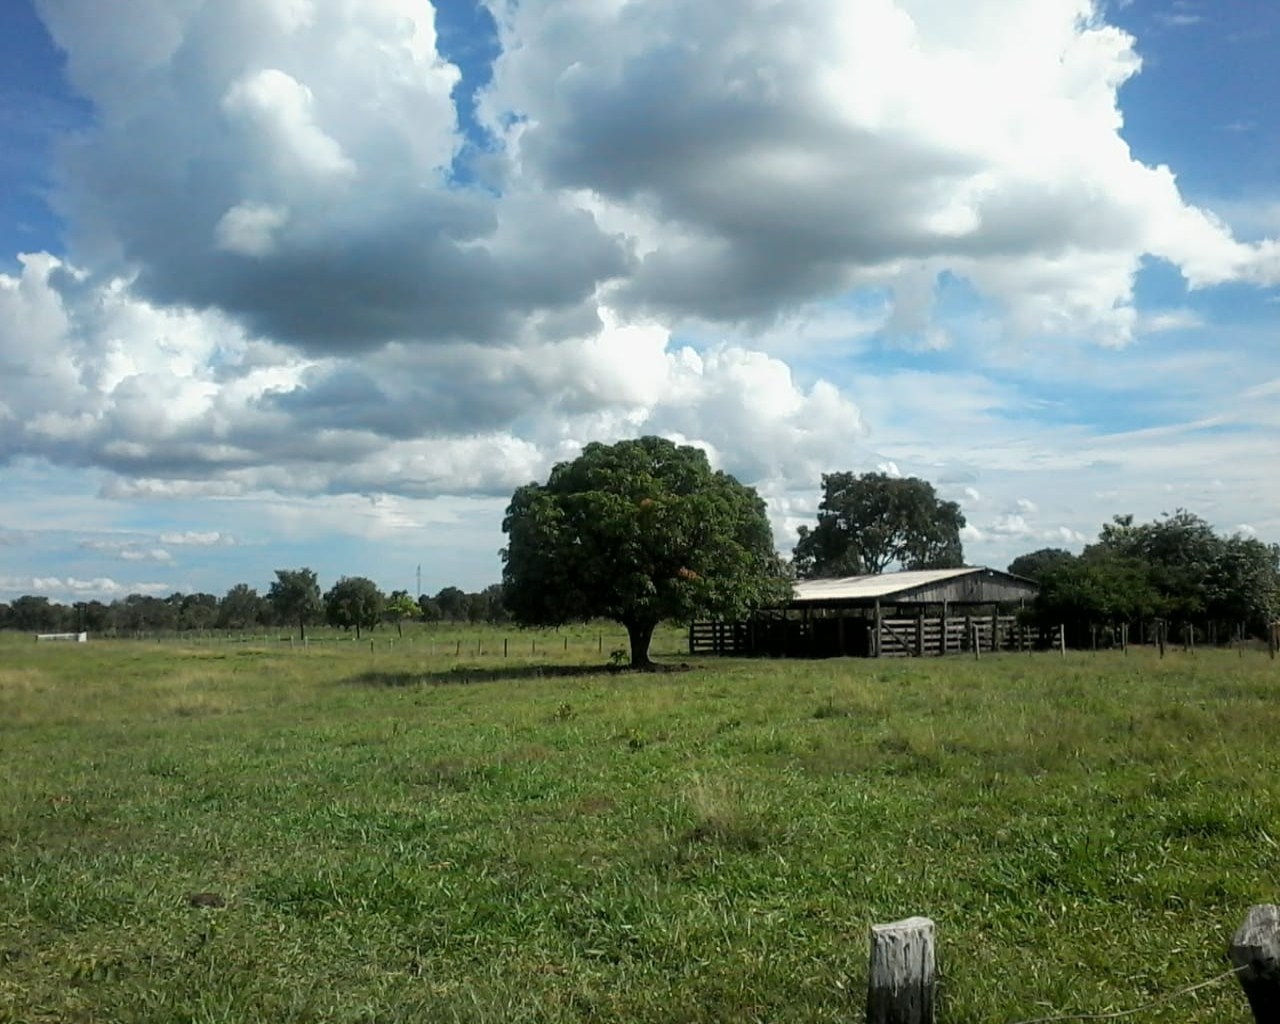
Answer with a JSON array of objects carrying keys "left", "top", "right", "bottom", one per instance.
[{"left": 345, "top": 661, "right": 691, "bottom": 688}]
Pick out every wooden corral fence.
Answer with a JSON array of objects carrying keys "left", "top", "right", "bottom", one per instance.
[
  {"left": 690, "top": 616, "right": 1064, "bottom": 658},
  {"left": 875, "top": 615, "right": 1061, "bottom": 657},
  {"left": 688, "top": 620, "right": 752, "bottom": 655}
]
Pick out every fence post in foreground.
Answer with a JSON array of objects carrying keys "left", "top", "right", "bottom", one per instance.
[
  {"left": 1231, "top": 904, "right": 1280, "bottom": 1023},
  {"left": 867, "top": 916, "right": 935, "bottom": 1024}
]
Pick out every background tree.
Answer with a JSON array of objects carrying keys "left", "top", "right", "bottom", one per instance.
[
  {"left": 433, "top": 586, "right": 469, "bottom": 622},
  {"left": 793, "top": 472, "right": 966, "bottom": 578},
  {"left": 416, "top": 594, "right": 442, "bottom": 623},
  {"left": 324, "top": 576, "right": 385, "bottom": 639},
  {"left": 8, "top": 595, "right": 66, "bottom": 632},
  {"left": 1007, "top": 548, "right": 1077, "bottom": 582},
  {"left": 217, "top": 583, "right": 267, "bottom": 630},
  {"left": 177, "top": 593, "right": 218, "bottom": 631},
  {"left": 502, "top": 436, "right": 789, "bottom": 667},
  {"left": 268, "top": 568, "right": 323, "bottom": 641},
  {"left": 479, "top": 583, "right": 510, "bottom": 624},
  {"left": 1015, "top": 510, "right": 1280, "bottom": 643},
  {"left": 383, "top": 590, "right": 419, "bottom": 637}
]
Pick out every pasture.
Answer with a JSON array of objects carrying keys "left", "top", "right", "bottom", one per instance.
[{"left": 2, "top": 627, "right": 1278, "bottom": 1022}]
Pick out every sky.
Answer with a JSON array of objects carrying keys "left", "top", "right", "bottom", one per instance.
[{"left": 1, "top": 0, "right": 1279, "bottom": 603}]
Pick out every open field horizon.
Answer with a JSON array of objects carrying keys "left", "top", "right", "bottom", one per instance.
[{"left": 3, "top": 633, "right": 1278, "bottom": 1022}]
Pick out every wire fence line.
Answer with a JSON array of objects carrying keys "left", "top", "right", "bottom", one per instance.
[{"left": 1004, "top": 963, "right": 1247, "bottom": 1024}]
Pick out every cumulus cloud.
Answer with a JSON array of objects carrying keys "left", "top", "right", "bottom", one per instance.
[
  {"left": 483, "top": 0, "right": 1278, "bottom": 344},
  {"left": 34, "top": 0, "right": 629, "bottom": 352},
  {"left": 0, "top": 575, "right": 170, "bottom": 600},
  {"left": 5, "top": 0, "right": 1280, "bottom": 581},
  {"left": 0, "top": 254, "right": 864, "bottom": 498},
  {"left": 79, "top": 539, "right": 174, "bottom": 563},
  {"left": 158, "top": 531, "right": 235, "bottom": 547}
]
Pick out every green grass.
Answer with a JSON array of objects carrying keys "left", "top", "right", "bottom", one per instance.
[{"left": 2, "top": 630, "right": 1278, "bottom": 1022}]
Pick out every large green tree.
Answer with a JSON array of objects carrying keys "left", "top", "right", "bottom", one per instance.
[
  {"left": 1015, "top": 511, "right": 1280, "bottom": 640},
  {"left": 1007, "top": 548, "right": 1077, "bottom": 582},
  {"left": 383, "top": 590, "right": 419, "bottom": 637},
  {"left": 217, "top": 583, "right": 267, "bottom": 630},
  {"left": 792, "top": 472, "right": 966, "bottom": 578},
  {"left": 268, "top": 568, "right": 323, "bottom": 641},
  {"left": 501, "top": 436, "right": 789, "bottom": 667},
  {"left": 324, "top": 576, "right": 385, "bottom": 639}
]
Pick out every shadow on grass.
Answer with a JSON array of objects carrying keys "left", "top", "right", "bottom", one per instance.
[{"left": 346, "top": 661, "right": 692, "bottom": 688}]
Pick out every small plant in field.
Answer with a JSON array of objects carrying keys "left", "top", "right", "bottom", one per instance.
[
  {"left": 553, "top": 701, "right": 574, "bottom": 720},
  {"left": 679, "top": 775, "right": 768, "bottom": 853},
  {"left": 812, "top": 695, "right": 848, "bottom": 719},
  {"left": 608, "top": 648, "right": 629, "bottom": 668}
]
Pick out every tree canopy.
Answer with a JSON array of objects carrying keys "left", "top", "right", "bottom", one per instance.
[
  {"left": 1007, "top": 547, "right": 1078, "bottom": 582},
  {"left": 267, "top": 568, "right": 323, "bottom": 641},
  {"left": 324, "top": 576, "right": 385, "bottom": 639},
  {"left": 501, "top": 436, "right": 789, "bottom": 667},
  {"left": 383, "top": 590, "right": 420, "bottom": 636},
  {"left": 793, "top": 472, "right": 965, "bottom": 578},
  {"left": 1015, "top": 511, "right": 1279, "bottom": 640}
]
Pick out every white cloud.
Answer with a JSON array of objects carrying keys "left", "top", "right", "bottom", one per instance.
[
  {"left": 158, "top": 531, "right": 235, "bottom": 547},
  {"left": 222, "top": 69, "right": 356, "bottom": 181},
  {"left": 79, "top": 539, "right": 174, "bottom": 563},
  {"left": 4, "top": 0, "right": 1280, "bottom": 592},
  {"left": 482, "top": 0, "right": 1276, "bottom": 344},
  {"left": 0, "top": 576, "right": 170, "bottom": 600},
  {"left": 215, "top": 203, "right": 290, "bottom": 258}
]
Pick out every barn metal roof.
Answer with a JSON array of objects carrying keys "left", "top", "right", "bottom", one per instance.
[{"left": 791, "top": 566, "right": 1018, "bottom": 603}]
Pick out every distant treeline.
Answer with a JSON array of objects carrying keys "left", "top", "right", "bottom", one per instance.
[
  {"left": 1009, "top": 510, "right": 1278, "bottom": 644},
  {"left": 0, "top": 579, "right": 510, "bottom": 635}
]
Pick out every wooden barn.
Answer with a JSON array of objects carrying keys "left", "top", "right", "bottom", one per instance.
[{"left": 690, "top": 566, "right": 1042, "bottom": 658}]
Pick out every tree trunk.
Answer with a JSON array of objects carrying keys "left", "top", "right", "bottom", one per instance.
[
  {"left": 299, "top": 616, "right": 306, "bottom": 642},
  {"left": 625, "top": 620, "right": 656, "bottom": 668},
  {"left": 356, "top": 622, "right": 362, "bottom": 640}
]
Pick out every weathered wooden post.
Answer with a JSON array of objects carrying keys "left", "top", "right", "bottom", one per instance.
[
  {"left": 1231, "top": 904, "right": 1280, "bottom": 1023},
  {"left": 867, "top": 916, "right": 935, "bottom": 1024},
  {"left": 874, "top": 600, "right": 883, "bottom": 659},
  {"left": 1059, "top": 623, "right": 1066, "bottom": 657}
]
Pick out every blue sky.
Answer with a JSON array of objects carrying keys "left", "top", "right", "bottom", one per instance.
[{"left": 1, "top": 0, "right": 1278, "bottom": 603}]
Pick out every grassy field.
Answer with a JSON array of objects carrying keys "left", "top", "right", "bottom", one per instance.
[{"left": 2, "top": 627, "right": 1278, "bottom": 1023}]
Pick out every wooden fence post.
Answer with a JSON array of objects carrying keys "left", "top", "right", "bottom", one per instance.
[
  {"left": 1230, "top": 904, "right": 1280, "bottom": 1023},
  {"left": 867, "top": 916, "right": 935, "bottom": 1024}
]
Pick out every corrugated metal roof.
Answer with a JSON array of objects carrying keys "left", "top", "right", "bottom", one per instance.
[{"left": 791, "top": 566, "right": 997, "bottom": 603}]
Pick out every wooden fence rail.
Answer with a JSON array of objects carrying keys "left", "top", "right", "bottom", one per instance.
[{"left": 690, "top": 617, "right": 1065, "bottom": 659}]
